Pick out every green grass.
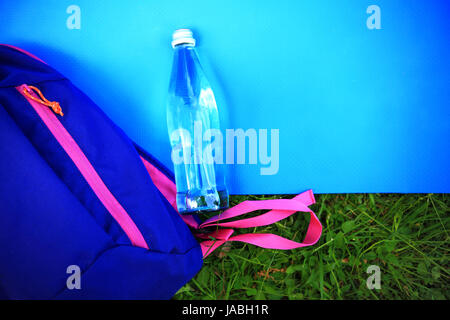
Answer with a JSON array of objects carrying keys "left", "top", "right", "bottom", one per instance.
[{"left": 173, "top": 193, "right": 449, "bottom": 300}]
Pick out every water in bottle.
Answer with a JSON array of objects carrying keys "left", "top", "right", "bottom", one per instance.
[{"left": 166, "top": 29, "right": 229, "bottom": 214}]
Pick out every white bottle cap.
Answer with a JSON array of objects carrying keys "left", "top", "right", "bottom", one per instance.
[{"left": 172, "top": 29, "right": 196, "bottom": 48}]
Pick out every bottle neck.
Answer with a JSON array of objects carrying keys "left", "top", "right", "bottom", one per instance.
[{"left": 174, "top": 43, "right": 195, "bottom": 50}]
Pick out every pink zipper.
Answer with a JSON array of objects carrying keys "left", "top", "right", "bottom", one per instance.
[{"left": 17, "top": 84, "right": 149, "bottom": 249}]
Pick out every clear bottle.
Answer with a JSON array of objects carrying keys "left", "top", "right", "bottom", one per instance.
[{"left": 166, "top": 29, "right": 229, "bottom": 214}]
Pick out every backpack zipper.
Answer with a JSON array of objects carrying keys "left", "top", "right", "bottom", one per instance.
[
  {"left": 21, "top": 85, "right": 64, "bottom": 116},
  {"left": 17, "top": 84, "right": 149, "bottom": 250}
]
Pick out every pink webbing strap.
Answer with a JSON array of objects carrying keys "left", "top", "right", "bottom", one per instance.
[
  {"left": 198, "top": 229, "right": 319, "bottom": 258},
  {"left": 139, "top": 157, "right": 322, "bottom": 258},
  {"left": 197, "top": 190, "right": 322, "bottom": 258},
  {"left": 140, "top": 156, "right": 199, "bottom": 229},
  {"left": 199, "top": 190, "right": 315, "bottom": 229}
]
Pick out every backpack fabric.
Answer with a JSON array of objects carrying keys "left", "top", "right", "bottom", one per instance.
[
  {"left": 0, "top": 44, "right": 322, "bottom": 300},
  {"left": 0, "top": 44, "right": 202, "bottom": 299}
]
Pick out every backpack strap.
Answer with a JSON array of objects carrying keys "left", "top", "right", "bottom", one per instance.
[
  {"left": 139, "top": 156, "right": 322, "bottom": 258},
  {"left": 140, "top": 155, "right": 202, "bottom": 229},
  {"left": 199, "top": 190, "right": 315, "bottom": 229},
  {"left": 195, "top": 190, "right": 322, "bottom": 258}
]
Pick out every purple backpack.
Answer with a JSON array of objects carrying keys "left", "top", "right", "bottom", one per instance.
[{"left": 0, "top": 44, "right": 321, "bottom": 299}]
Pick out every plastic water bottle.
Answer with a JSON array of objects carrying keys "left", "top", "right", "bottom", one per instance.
[{"left": 166, "top": 29, "right": 229, "bottom": 214}]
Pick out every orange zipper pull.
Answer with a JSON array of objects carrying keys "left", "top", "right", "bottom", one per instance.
[{"left": 22, "top": 85, "right": 64, "bottom": 116}]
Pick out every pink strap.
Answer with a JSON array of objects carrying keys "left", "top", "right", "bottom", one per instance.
[
  {"left": 197, "top": 191, "right": 322, "bottom": 258},
  {"left": 199, "top": 214, "right": 321, "bottom": 258},
  {"left": 199, "top": 190, "right": 315, "bottom": 229},
  {"left": 140, "top": 156, "right": 177, "bottom": 209},
  {"left": 140, "top": 156, "right": 199, "bottom": 229},
  {"left": 138, "top": 157, "right": 322, "bottom": 258}
]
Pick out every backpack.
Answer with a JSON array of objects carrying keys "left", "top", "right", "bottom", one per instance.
[{"left": 0, "top": 44, "right": 322, "bottom": 299}]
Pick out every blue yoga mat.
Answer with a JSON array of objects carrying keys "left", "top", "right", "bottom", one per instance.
[{"left": 1, "top": 0, "right": 449, "bottom": 194}]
